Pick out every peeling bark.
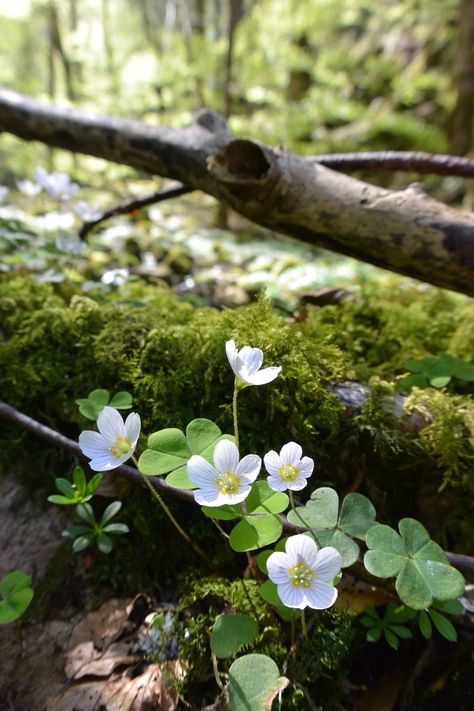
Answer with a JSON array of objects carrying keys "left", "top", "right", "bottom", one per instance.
[{"left": 1, "top": 89, "right": 474, "bottom": 294}]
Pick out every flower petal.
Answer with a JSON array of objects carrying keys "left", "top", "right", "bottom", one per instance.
[
  {"left": 239, "top": 346, "right": 263, "bottom": 375},
  {"left": 194, "top": 486, "right": 221, "bottom": 506},
  {"left": 187, "top": 455, "right": 218, "bottom": 487},
  {"left": 277, "top": 582, "right": 306, "bottom": 609},
  {"left": 304, "top": 580, "right": 338, "bottom": 609},
  {"left": 225, "top": 340, "right": 239, "bottom": 376},
  {"left": 285, "top": 534, "right": 318, "bottom": 567},
  {"left": 213, "top": 439, "right": 239, "bottom": 474},
  {"left": 245, "top": 366, "right": 282, "bottom": 386},
  {"left": 267, "top": 552, "right": 291, "bottom": 584},
  {"left": 263, "top": 450, "right": 282, "bottom": 476},
  {"left": 97, "top": 406, "right": 125, "bottom": 443},
  {"left": 279, "top": 442, "right": 302, "bottom": 465},
  {"left": 89, "top": 453, "right": 121, "bottom": 471},
  {"left": 267, "top": 475, "right": 290, "bottom": 492},
  {"left": 285, "top": 475, "right": 310, "bottom": 491},
  {"left": 314, "top": 547, "right": 342, "bottom": 581},
  {"left": 297, "top": 457, "right": 314, "bottom": 479},
  {"left": 235, "top": 454, "right": 261, "bottom": 482},
  {"left": 124, "top": 412, "right": 141, "bottom": 443},
  {"left": 79, "top": 430, "right": 108, "bottom": 458},
  {"left": 222, "top": 482, "right": 252, "bottom": 505}
]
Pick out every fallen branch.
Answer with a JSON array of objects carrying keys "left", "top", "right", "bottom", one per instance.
[
  {"left": 1, "top": 89, "right": 474, "bottom": 295},
  {"left": 1, "top": 399, "right": 472, "bottom": 573},
  {"left": 313, "top": 151, "right": 474, "bottom": 178},
  {"left": 78, "top": 183, "right": 194, "bottom": 240}
]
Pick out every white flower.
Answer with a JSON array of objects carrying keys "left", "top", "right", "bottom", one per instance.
[
  {"left": 187, "top": 439, "right": 261, "bottom": 507},
  {"left": 75, "top": 200, "right": 102, "bottom": 222},
  {"left": 264, "top": 442, "right": 314, "bottom": 492},
  {"left": 34, "top": 166, "right": 79, "bottom": 201},
  {"left": 79, "top": 406, "right": 141, "bottom": 471},
  {"left": 225, "top": 339, "right": 281, "bottom": 386},
  {"left": 267, "top": 534, "right": 341, "bottom": 610},
  {"left": 16, "top": 179, "right": 41, "bottom": 197}
]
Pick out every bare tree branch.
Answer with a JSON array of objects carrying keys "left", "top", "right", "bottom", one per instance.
[{"left": 313, "top": 150, "right": 474, "bottom": 178}]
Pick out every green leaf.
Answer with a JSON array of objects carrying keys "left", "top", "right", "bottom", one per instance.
[
  {"left": 96, "top": 533, "right": 114, "bottom": 554},
  {"left": 55, "top": 478, "right": 74, "bottom": 498},
  {"left": 428, "top": 609, "right": 457, "bottom": 642},
  {"left": 288, "top": 487, "right": 338, "bottom": 529},
  {"left": 338, "top": 493, "right": 377, "bottom": 540},
  {"left": 109, "top": 391, "right": 133, "bottom": 409},
  {"left": 451, "top": 361, "right": 474, "bottom": 381},
  {"left": 245, "top": 481, "right": 289, "bottom": 515},
  {"left": 101, "top": 500, "right": 121, "bottom": 524},
  {"left": 76, "top": 399, "right": 102, "bottom": 420},
  {"left": 72, "top": 536, "right": 92, "bottom": 553},
  {"left": 63, "top": 524, "right": 91, "bottom": 537},
  {"left": 139, "top": 428, "right": 191, "bottom": 476},
  {"left": 47, "top": 494, "right": 83, "bottom": 506},
  {"left": 228, "top": 654, "right": 288, "bottom": 711},
  {"left": 256, "top": 550, "right": 273, "bottom": 575},
  {"left": 202, "top": 504, "right": 241, "bottom": 520},
  {"left": 419, "top": 610, "right": 432, "bottom": 639},
  {"left": 186, "top": 418, "right": 223, "bottom": 456},
  {"left": 365, "top": 519, "right": 465, "bottom": 609},
  {"left": 399, "top": 374, "right": 428, "bottom": 391},
  {"left": 88, "top": 389, "right": 110, "bottom": 406},
  {"left": 389, "top": 624, "right": 412, "bottom": 639},
  {"left": 366, "top": 627, "right": 382, "bottom": 642},
  {"left": 103, "top": 523, "right": 129, "bottom": 535},
  {"left": 73, "top": 466, "right": 87, "bottom": 493},
  {"left": 210, "top": 614, "right": 259, "bottom": 659},
  {"left": 165, "top": 465, "right": 196, "bottom": 489},
  {"left": 229, "top": 515, "right": 283, "bottom": 552},
  {"left": 0, "top": 572, "right": 34, "bottom": 624},
  {"left": 384, "top": 629, "right": 399, "bottom": 650},
  {"left": 86, "top": 473, "right": 103, "bottom": 496},
  {"left": 433, "top": 598, "right": 463, "bottom": 615},
  {"left": 76, "top": 503, "right": 96, "bottom": 526}
]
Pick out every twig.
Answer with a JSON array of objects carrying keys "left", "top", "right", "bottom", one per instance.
[
  {"left": 78, "top": 183, "right": 194, "bottom": 239},
  {"left": 1, "top": 399, "right": 473, "bottom": 573},
  {"left": 312, "top": 151, "right": 474, "bottom": 178}
]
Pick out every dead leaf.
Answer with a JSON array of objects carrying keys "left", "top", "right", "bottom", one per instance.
[
  {"left": 336, "top": 576, "right": 393, "bottom": 614},
  {"left": 69, "top": 595, "right": 151, "bottom": 651},
  {"left": 65, "top": 640, "right": 139, "bottom": 679}
]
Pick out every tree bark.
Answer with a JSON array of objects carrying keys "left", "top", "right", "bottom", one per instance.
[{"left": 1, "top": 88, "right": 474, "bottom": 295}]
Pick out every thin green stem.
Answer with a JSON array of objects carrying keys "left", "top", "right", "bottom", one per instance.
[
  {"left": 289, "top": 490, "right": 295, "bottom": 512},
  {"left": 211, "top": 652, "right": 224, "bottom": 690},
  {"left": 232, "top": 384, "right": 239, "bottom": 451},
  {"left": 210, "top": 517, "right": 230, "bottom": 540},
  {"left": 301, "top": 610, "right": 308, "bottom": 639},
  {"left": 131, "top": 455, "right": 212, "bottom": 567}
]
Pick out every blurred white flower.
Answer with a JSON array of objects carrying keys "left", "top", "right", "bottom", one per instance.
[
  {"left": 0, "top": 185, "right": 9, "bottom": 203},
  {"left": 267, "top": 534, "right": 341, "bottom": 610},
  {"left": 16, "top": 179, "right": 41, "bottom": 197},
  {"left": 225, "top": 339, "right": 281, "bottom": 386},
  {"left": 34, "top": 166, "right": 79, "bottom": 201},
  {"left": 264, "top": 442, "right": 314, "bottom": 492},
  {"left": 101, "top": 268, "right": 129, "bottom": 286},
  {"left": 56, "top": 233, "right": 84, "bottom": 255},
  {"left": 79, "top": 406, "right": 141, "bottom": 471},
  {"left": 187, "top": 439, "right": 261, "bottom": 507},
  {"left": 75, "top": 200, "right": 102, "bottom": 222}
]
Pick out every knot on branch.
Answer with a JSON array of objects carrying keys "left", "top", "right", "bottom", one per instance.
[{"left": 208, "top": 139, "right": 281, "bottom": 214}]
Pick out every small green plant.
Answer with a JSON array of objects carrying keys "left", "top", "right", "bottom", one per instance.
[
  {"left": 360, "top": 603, "right": 416, "bottom": 649},
  {"left": 400, "top": 353, "right": 474, "bottom": 391},
  {"left": 76, "top": 388, "right": 133, "bottom": 421},
  {"left": 417, "top": 598, "right": 463, "bottom": 642},
  {"left": 62, "top": 501, "right": 129, "bottom": 554},
  {"left": 0, "top": 571, "right": 34, "bottom": 624},
  {"left": 47, "top": 466, "right": 102, "bottom": 505}
]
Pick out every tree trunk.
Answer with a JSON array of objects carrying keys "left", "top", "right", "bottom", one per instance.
[
  {"left": 1, "top": 88, "right": 474, "bottom": 295},
  {"left": 449, "top": 0, "right": 474, "bottom": 155}
]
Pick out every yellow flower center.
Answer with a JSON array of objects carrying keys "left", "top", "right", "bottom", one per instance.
[
  {"left": 288, "top": 562, "right": 314, "bottom": 588},
  {"left": 110, "top": 436, "right": 131, "bottom": 459},
  {"left": 216, "top": 470, "right": 241, "bottom": 495},
  {"left": 279, "top": 464, "right": 299, "bottom": 482}
]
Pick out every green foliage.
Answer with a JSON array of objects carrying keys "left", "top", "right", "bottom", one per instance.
[
  {"left": 228, "top": 482, "right": 288, "bottom": 552},
  {"left": 76, "top": 388, "right": 133, "bottom": 420},
  {"left": 63, "top": 501, "right": 129, "bottom": 554},
  {"left": 210, "top": 614, "right": 259, "bottom": 659},
  {"left": 47, "top": 466, "right": 102, "bottom": 505},
  {"left": 401, "top": 353, "right": 474, "bottom": 391},
  {"left": 417, "top": 598, "right": 463, "bottom": 642},
  {"left": 287, "top": 488, "right": 377, "bottom": 567},
  {"left": 0, "top": 571, "right": 34, "bottom": 624},
  {"left": 360, "top": 603, "right": 416, "bottom": 649},
  {"left": 228, "top": 654, "right": 288, "bottom": 711},
  {"left": 364, "top": 519, "right": 465, "bottom": 609}
]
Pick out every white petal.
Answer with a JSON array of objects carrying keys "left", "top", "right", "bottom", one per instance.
[
  {"left": 267, "top": 552, "right": 291, "bottom": 584},
  {"left": 213, "top": 439, "right": 239, "bottom": 474},
  {"left": 285, "top": 476, "right": 310, "bottom": 492},
  {"left": 267, "top": 475, "right": 289, "bottom": 492},
  {"left": 245, "top": 366, "right": 282, "bottom": 385},
  {"left": 89, "top": 453, "right": 121, "bottom": 471},
  {"left": 277, "top": 582, "right": 306, "bottom": 609},
  {"left": 222, "top": 482, "right": 252, "bottom": 505},
  {"left": 297, "top": 457, "right": 314, "bottom": 479},
  {"left": 285, "top": 534, "right": 318, "bottom": 566},
  {"left": 235, "top": 454, "right": 261, "bottom": 482},
  {"left": 79, "top": 431, "right": 108, "bottom": 458},
  {"left": 97, "top": 406, "right": 125, "bottom": 443},
  {"left": 314, "top": 547, "right": 342, "bottom": 581},
  {"left": 124, "top": 412, "right": 141, "bottom": 442},
  {"left": 239, "top": 346, "right": 263, "bottom": 374},
  {"left": 187, "top": 455, "right": 218, "bottom": 487},
  {"left": 225, "top": 340, "right": 239, "bottom": 375},
  {"left": 263, "top": 450, "right": 282, "bottom": 476},
  {"left": 304, "top": 581, "right": 338, "bottom": 609},
  {"left": 280, "top": 442, "right": 302, "bottom": 465},
  {"left": 194, "top": 486, "right": 221, "bottom": 506}
]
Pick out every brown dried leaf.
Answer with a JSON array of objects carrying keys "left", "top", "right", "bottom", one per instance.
[{"left": 65, "top": 640, "right": 138, "bottom": 680}]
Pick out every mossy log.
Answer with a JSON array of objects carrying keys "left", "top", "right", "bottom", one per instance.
[{"left": 1, "top": 88, "right": 474, "bottom": 295}]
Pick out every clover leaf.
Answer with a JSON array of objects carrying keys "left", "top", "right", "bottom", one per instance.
[
  {"left": 228, "top": 482, "right": 288, "bottom": 552},
  {"left": 0, "top": 571, "right": 34, "bottom": 624},
  {"left": 287, "top": 487, "right": 377, "bottom": 567},
  {"left": 138, "top": 418, "right": 234, "bottom": 489},
  {"left": 401, "top": 353, "right": 474, "bottom": 391},
  {"left": 364, "top": 519, "right": 465, "bottom": 609},
  {"left": 228, "top": 654, "right": 288, "bottom": 711},
  {"left": 76, "top": 388, "right": 133, "bottom": 420},
  {"left": 210, "top": 614, "right": 259, "bottom": 659}
]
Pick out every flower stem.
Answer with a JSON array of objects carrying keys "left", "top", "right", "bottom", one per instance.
[
  {"left": 211, "top": 652, "right": 224, "bottom": 690},
  {"left": 131, "top": 456, "right": 212, "bottom": 567},
  {"left": 232, "top": 383, "right": 239, "bottom": 451},
  {"left": 289, "top": 491, "right": 295, "bottom": 512},
  {"left": 301, "top": 610, "right": 308, "bottom": 639}
]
